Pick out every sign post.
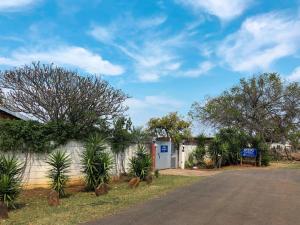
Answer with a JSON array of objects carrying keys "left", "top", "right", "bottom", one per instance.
[{"left": 240, "top": 148, "right": 257, "bottom": 166}]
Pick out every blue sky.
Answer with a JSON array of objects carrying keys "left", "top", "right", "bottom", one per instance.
[{"left": 1, "top": 0, "right": 300, "bottom": 133}]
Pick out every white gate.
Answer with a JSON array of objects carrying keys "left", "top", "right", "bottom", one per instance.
[{"left": 155, "top": 141, "right": 172, "bottom": 169}]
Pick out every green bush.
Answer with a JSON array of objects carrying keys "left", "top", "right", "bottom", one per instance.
[
  {"left": 185, "top": 152, "right": 195, "bottom": 169},
  {"left": 208, "top": 128, "right": 271, "bottom": 168},
  {"left": 129, "top": 145, "right": 152, "bottom": 180},
  {"left": 0, "top": 120, "right": 105, "bottom": 153},
  {"left": 81, "top": 134, "right": 113, "bottom": 191},
  {"left": 0, "top": 120, "right": 52, "bottom": 153},
  {"left": 251, "top": 136, "right": 270, "bottom": 166},
  {"left": 208, "top": 137, "right": 227, "bottom": 168},
  {"left": 46, "top": 150, "right": 71, "bottom": 197},
  {"left": 0, "top": 155, "right": 23, "bottom": 208},
  {"left": 192, "top": 134, "right": 207, "bottom": 167}
]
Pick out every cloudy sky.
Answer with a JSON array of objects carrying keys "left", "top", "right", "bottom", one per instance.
[{"left": 1, "top": 0, "right": 300, "bottom": 131}]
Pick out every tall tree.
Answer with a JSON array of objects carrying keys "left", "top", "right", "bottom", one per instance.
[
  {"left": 110, "top": 116, "right": 133, "bottom": 174},
  {"left": 190, "top": 73, "right": 300, "bottom": 165},
  {"left": 0, "top": 63, "right": 128, "bottom": 131},
  {"left": 131, "top": 126, "right": 150, "bottom": 145},
  {"left": 147, "top": 112, "right": 191, "bottom": 148}
]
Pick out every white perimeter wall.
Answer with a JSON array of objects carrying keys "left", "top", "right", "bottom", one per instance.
[{"left": 4, "top": 140, "right": 150, "bottom": 188}]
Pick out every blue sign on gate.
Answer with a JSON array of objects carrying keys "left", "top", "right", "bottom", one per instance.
[
  {"left": 160, "top": 145, "right": 168, "bottom": 153},
  {"left": 240, "top": 148, "right": 257, "bottom": 158}
]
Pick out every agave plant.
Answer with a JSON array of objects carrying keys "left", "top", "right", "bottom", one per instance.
[
  {"left": 0, "top": 154, "right": 23, "bottom": 208},
  {"left": 81, "top": 134, "right": 113, "bottom": 191},
  {"left": 129, "top": 145, "right": 152, "bottom": 180},
  {"left": 46, "top": 150, "right": 71, "bottom": 198}
]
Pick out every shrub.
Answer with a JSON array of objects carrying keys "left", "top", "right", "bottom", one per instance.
[
  {"left": 185, "top": 152, "right": 195, "bottom": 169},
  {"left": 0, "top": 120, "right": 53, "bottom": 153},
  {"left": 192, "top": 134, "right": 207, "bottom": 167},
  {"left": 46, "top": 150, "right": 71, "bottom": 197},
  {"left": 81, "top": 135, "right": 113, "bottom": 191},
  {"left": 208, "top": 137, "right": 227, "bottom": 168},
  {"left": 129, "top": 145, "right": 152, "bottom": 180},
  {"left": 251, "top": 136, "right": 270, "bottom": 166},
  {"left": 0, "top": 155, "right": 23, "bottom": 208},
  {"left": 216, "top": 128, "right": 249, "bottom": 165},
  {"left": 0, "top": 120, "right": 106, "bottom": 153}
]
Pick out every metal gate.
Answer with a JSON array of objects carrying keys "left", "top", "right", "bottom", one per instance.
[{"left": 155, "top": 140, "right": 177, "bottom": 169}]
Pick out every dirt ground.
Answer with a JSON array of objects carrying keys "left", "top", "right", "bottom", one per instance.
[
  {"left": 160, "top": 161, "right": 300, "bottom": 177},
  {"left": 160, "top": 168, "right": 222, "bottom": 176}
]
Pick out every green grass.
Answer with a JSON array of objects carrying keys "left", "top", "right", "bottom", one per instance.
[{"left": 1, "top": 175, "right": 200, "bottom": 225}]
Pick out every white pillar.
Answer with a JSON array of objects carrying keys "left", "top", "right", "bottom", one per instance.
[{"left": 180, "top": 144, "right": 185, "bottom": 169}]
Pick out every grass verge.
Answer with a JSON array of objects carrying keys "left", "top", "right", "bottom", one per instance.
[{"left": 1, "top": 175, "right": 200, "bottom": 225}]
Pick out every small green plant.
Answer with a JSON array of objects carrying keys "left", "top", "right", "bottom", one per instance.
[
  {"left": 0, "top": 154, "right": 23, "bottom": 208},
  {"left": 81, "top": 134, "right": 113, "bottom": 191},
  {"left": 46, "top": 150, "right": 71, "bottom": 197},
  {"left": 154, "top": 169, "right": 160, "bottom": 178},
  {"left": 185, "top": 152, "right": 195, "bottom": 169},
  {"left": 129, "top": 145, "right": 152, "bottom": 180}
]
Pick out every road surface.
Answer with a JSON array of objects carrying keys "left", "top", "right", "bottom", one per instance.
[{"left": 84, "top": 168, "right": 300, "bottom": 225}]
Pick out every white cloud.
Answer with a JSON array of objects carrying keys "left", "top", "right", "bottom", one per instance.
[
  {"left": 89, "top": 25, "right": 114, "bottom": 43},
  {"left": 287, "top": 67, "right": 300, "bottom": 81},
  {"left": 183, "top": 61, "right": 214, "bottom": 77},
  {"left": 115, "top": 32, "right": 187, "bottom": 82},
  {"left": 0, "top": 0, "right": 37, "bottom": 11},
  {"left": 89, "top": 14, "right": 210, "bottom": 82},
  {"left": 138, "top": 73, "right": 160, "bottom": 82},
  {"left": 0, "top": 46, "right": 124, "bottom": 75},
  {"left": 219, "top": 12, "right": 300, "bottom": 72},
  {"left": 176, "top": 0, "right": 253, "bottom": 21},
  {"left": 89, "top": 15, "right": 186, "bottom": 82},
  {"left": 126, "top": 95, "right": 184, "bottom": 126}
]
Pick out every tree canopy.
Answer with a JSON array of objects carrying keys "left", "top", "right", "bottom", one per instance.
[
  {"left": 190, "top": 73, "right": 300, "bottom": 144},
  {"left": 147, "top": 112, "right": 191, "bottom": 146},
  {"left": 0, "top": 63, "right": 128, "bottom": 131}
]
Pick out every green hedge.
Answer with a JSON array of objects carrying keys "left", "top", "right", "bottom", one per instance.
[{"left": 0, "top": 120, "right": 97, "bottom": 153}]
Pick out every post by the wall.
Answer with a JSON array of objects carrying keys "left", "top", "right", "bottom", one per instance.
[
  {"left": 180, "top": 144, "right": 185, "bottom": 169},
  {"left": 151, "top": 143, "right": 156, "bottom": 170}
]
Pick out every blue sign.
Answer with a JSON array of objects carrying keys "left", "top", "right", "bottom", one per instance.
[
  {"left": 160, "top": 145, "right": 168, "bottom": 153},
  {"left": 240, "top": 148, "right": 257, "bottom": 158}
]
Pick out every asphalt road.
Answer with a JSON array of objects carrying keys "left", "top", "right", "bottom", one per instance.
[{"left": 84, "top": 169, "right": 300, "bottom": 225}]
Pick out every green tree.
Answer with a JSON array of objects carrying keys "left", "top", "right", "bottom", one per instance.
[
  {"left": 131, "top": 126, "right": 150, "bottom": 145},
  {"left": 190, "top": 73, "right": 300, "bottom": 166},
  {"left": 147, "top": 112, "right": 191, "bottom": 149},
  {"left": 110, "top": 117, "right": 133, "bottom": 175}
]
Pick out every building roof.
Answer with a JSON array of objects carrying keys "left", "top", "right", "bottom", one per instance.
[{"left": 0, "top": 106, "right": 30, "bottom": 121}]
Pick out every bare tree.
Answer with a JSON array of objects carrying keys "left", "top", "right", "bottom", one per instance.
[{"left": 0, "top": 63, "right": 129, "bottom": 129}]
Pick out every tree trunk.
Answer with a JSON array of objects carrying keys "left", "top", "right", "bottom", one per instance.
[
  {"left": 115, "top": 154, "right": 120, "bottom": 176},
  {"left": 120, "top": 151, "right": 126, "bottom": 174}
]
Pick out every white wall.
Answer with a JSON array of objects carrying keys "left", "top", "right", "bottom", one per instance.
[
  {"left": 179, "top": 144, "right": 197, "bottom": 169},
  {"left": 178, "top": 143, "right": 211, "bottom": 169},
  {"left": 4, "top": 141, "right": 150, "bottom": 188}
]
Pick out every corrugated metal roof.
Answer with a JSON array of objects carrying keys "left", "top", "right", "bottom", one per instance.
[{"left": 0, "top": 106, "right": 30, "bottom": 121}]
